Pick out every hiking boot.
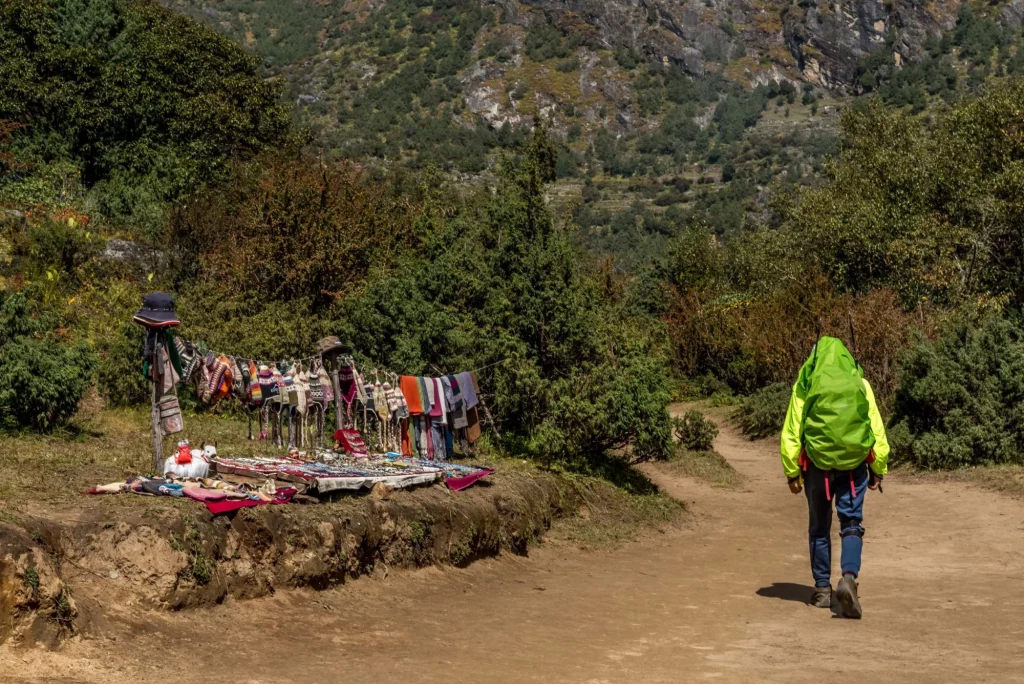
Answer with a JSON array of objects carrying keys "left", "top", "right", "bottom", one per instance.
[
  {"left": 811, "top": 586, "right": 832, "bottom": 609},
  {"left": 835, "top": 576, "right": 862, "bottom": 619}
]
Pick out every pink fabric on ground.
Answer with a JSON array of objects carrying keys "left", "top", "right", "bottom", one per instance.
[
  {"left": 204, "top": 488, "right": 296, "bottom": 515},
  {"left": 183, "top": 488, "right": 228, "bottom": 503},
  {"left": 444, "top": 469, "right": 494, "bottom": 492}
]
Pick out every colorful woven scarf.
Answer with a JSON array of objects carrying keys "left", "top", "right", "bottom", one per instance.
[
  {"left": 337, "top": 365, "right": 358, "bottom": 405},
  {"left": 249, "top": 360, "right": 262, "bottom": 404}
]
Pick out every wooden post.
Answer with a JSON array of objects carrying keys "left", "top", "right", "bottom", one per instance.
[
  {"left": 150, "top": 333, "right": 163, "bottom": 474},
  {"left": 322, "top": 348, "right": 345, "bottom": 431}
]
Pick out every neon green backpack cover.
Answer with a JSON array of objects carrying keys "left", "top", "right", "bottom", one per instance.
[{"left": 799, "top": 337, "right": 873, "bottom": 471}]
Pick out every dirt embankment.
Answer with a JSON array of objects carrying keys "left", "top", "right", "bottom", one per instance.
[{"left": 0, "top": 470, "right": 586, "bottom": 648}]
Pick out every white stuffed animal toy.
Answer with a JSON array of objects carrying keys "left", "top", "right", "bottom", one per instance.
[{"left": 163, "top": 441, "right": 215, "bottom": 478}]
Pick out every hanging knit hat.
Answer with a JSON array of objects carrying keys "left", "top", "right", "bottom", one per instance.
[
  {"left": 271, "top": 366, "right": 287, "bottom": 403},
  {"left": 175, "top": 338, "right": 200, "bottom": 383},
  {"left": 308, "top": 364, "right": 324, "bottom": 405},
  {"left": 258, "top": 364, "right": 278, "bottom": 400},
  {"left": 390, "top": 380, "right": 409, "bottom": 420},
  {"left": 212, "top": 355, "right": 233, "bottom": 400},
  {"left": 355, "top": 368, "right": 369, "bottom": 405},
  {"left": 201, "top": 352, "right": 217, "bottom": 403},
  {"left": 296, "top": 369, "right": 310, "bottom": 411},
  {"left": 283, "top": 367, "right": 298, "bottom": 407},
  {"left": 249, "top": 360, "right": 262, "bottom": 404},
  {"left": 317, "top": 361, "right": 334, "bottom": 403},
  {"left": 230, "top": 357, "right": 245, "bottom": 400},
  {"left": 374, "top": 383, "right": 389, "bottom": 422}
]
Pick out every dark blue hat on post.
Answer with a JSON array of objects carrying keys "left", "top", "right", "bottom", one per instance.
[{"left": 133, "top": 292, "right": 180, "bottom": 327}]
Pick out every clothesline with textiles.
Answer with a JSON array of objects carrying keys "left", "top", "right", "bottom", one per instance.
[
  {"left": 96, "top": 293, "right": 500, "bottom": 513},
  {"left": 141, "top": 309, "right": 499, "bottom": 467}
]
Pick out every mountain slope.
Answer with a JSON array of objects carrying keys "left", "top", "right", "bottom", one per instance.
[{"left": 158, "top": 0, "right": 1024, "bottom": 266}]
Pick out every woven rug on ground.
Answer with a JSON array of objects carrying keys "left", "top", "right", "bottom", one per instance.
[
  {"left": 212, "top": 454, "right": 442, "bottom": 493},
  {"left": 212, "top": 453, "right": 494, "bottom": 493}
]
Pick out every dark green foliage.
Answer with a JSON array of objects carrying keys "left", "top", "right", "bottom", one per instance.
[
  {"left": 22, "top": 218, "right": 105, "bottom": 289},
  {"left": 95, "top": 320, "right": 148, "bottom": 408},
  {"left": 673, "top": 409, "right": 718, "bottom": 451},
  {"left": 857, "top": 5, "right": 1024, "bottom": 109},
  {"left": 0, "top": 0, "right": 293, "bottom": 228},
  {"left": 525, "top": 21, "right": 574, "bottom": 62},
  {"left": 614, "top": 46, "right": 639, "bottom": 70},
  {"left": 171, "top": 127, "right": 674, "bottom": 466},
  {"left": 738, "top": 382, "right": 790, "bottom": 439},
  {"left": 0, "top": 293, "right": 95, "bottom": 431},
  {"left": 779, "top": 82, "right": 1024, "bottom": 306},
  {"left": 342, "top": 128, "right": 672, "bottom": 464},
  {"left": 0, "top": 336, "right": 95, "bottom": 431},
  {"left": 721, "top": 160, "right": 736, "bottom": 183},
  {"left": 891, "top": 313, "right": 1024, "bottom": 469}
]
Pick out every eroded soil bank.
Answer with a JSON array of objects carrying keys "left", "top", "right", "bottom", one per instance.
[{"left": 1, "top": 466, "right": 649, "bottom": 648}]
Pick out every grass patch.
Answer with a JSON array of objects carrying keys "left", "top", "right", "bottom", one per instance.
[
  {"left": 24, "top": 567, "right": 39, "bottom": 591},
  {"left": 666, "top": 444, "right": 741, "bottom": 488},
  {"left": 0, "top": 404, "right": 307, "bottom": 509},
  {"left": 906, "top": 464, "right": 1024, "bottom": 500},
  {"left": 180, "top": 514, "right": 214, "bottom": 585},
  {"left": 708, "top": 390, "right": 739, "bottom": 407},
  {"left": 551, "top": 468, "right": 684, "bottom": 549},
  {"left": 51, "top": 587, "right": 74, "bottom": 634}
]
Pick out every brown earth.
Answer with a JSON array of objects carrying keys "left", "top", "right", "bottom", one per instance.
[{"left": 4, "top": 410, "right": 1024, "bottom": 683}]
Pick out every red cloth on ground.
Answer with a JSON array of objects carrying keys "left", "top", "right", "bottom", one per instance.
[
  {"left": 400, "top": 376, "right": 424, "bottom": 415},
  {"left": 333, "top": 428, "right": 368, "bottom": 456},
  {"left": 204, "top": 487, "right": 296, "bottom": 515},
  {"left": 445, "top": 468, "right": 494, "bottom": 492}
]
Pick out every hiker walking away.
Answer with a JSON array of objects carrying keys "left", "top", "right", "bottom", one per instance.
[{"left": 780, "top": 337, "right": 889, "bottom": 619}]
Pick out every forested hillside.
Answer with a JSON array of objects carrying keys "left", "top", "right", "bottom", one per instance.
[
  {"left": 158, "top": 0, "right": 1024, "bottom": 267},
  {"left": 5, "top": 0, "right": 1024, "bottom": 474}
]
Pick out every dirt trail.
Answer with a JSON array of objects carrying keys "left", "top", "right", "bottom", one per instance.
[{"left": 6, "top": 413, "right": 1024, "bottom": 683}]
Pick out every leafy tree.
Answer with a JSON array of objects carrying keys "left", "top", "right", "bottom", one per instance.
[{"left": 0, "top": 0, "right": 293, "bottom": 225}]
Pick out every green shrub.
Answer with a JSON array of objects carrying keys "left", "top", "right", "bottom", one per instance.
[
  {"left": 95, "top": 320, "right": 149, "bottom": 408},
  {"left": 673, "top": 410, "right": 719, "bottom": 451},
  {"left": 738, "top": 382, "right": 790, "bottom": 439},
  {"left": 891, "top": 313, "right": 1024, "bottom": 469},
  {"left": 0, "top": 336, "right": 95, "bottom": 432},
  {"left": 0, "top": 292, "right": 96, "bottom": 431},
  {"left": 708, "top": 389, "right": 738, "bottom": 407}
]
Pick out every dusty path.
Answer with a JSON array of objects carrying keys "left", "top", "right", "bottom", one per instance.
[{"left": 6, "top": 414, "right": 1024, "bottom": 683}]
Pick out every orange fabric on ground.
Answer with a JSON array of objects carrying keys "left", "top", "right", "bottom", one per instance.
[{"left": 400, "top": 376, "right": 424, "bottom": 415}]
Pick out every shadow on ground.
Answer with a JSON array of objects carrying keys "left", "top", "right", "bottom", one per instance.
[{"left": 756, "top": 583, "right": 813, "bottom": 604}]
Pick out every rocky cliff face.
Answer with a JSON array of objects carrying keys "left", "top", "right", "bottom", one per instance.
[
  {"left": 783, "top": 0, "right": 960, "bottom": 88},
  {"left": 493, "top": 0, "right": 961, "bottom": 91}
]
